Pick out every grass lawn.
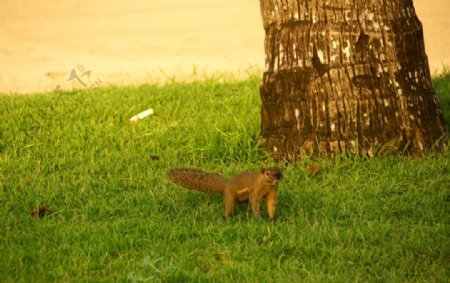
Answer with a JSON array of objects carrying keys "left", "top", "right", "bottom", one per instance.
[{"left": 0, "top": 74, "right": 449, "bottom": 282}]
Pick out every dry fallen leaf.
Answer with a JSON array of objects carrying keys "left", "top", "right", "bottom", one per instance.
[
  {"left": 31, "top": 206, "right": 53, "bottom": 219},
  {"left": 307, "top": 164, "right": 320, "bottom": 175}
]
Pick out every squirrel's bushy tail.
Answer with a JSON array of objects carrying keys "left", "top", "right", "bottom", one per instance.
[{"left": 167, "top": 168, "right": 226, "bottom": 193}]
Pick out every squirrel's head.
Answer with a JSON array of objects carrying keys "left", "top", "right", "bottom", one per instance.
[{"left": 261, "top": 167, "right": 282, "bottom": 185}]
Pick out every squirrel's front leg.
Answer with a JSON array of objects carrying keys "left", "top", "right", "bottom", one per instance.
[{"left": 265, "top": 189, "right": 278, "bottom": 221}]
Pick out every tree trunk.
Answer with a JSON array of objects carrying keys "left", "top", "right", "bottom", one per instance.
[{"left": 259, "top": 0, "right": 448, "bottom": 160}]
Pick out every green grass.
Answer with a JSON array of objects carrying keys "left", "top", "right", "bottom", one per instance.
[{"left": 0, "top": 74, "right": 449, "bottom": 282}]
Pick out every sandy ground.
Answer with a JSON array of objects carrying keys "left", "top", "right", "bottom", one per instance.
[{"left": 1, "top": 0, "right": 449, "bottom": 94}]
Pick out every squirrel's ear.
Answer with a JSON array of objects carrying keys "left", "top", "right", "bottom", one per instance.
[{"left": 260, "top": 168, "right": 266, "bottom": 174}]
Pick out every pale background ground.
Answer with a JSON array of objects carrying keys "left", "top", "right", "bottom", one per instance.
[{"left": 1, "top": 0, "right": 449, "bottom": 94}]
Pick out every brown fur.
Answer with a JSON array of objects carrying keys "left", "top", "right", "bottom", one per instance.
[{"left": 168, "top": 167, "right": 282, "bottom": 220}]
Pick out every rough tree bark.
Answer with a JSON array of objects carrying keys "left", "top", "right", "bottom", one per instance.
[{"left": 259, "top": 0, "right": 448, "bottom": 160}]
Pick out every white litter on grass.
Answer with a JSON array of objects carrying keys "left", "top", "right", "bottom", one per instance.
[{"left": 130, "top": 108, "right": 154, "bottom": 124}]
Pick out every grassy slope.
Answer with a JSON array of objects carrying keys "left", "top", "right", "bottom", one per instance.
[{"left": 0, "top": 75, "right": 449, "bottom": 282}]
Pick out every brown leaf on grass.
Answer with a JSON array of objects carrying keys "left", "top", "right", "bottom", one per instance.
[
  {"left": 347, "top": 260, "right": 354, "bottom": 267},
  {"left": 307, "top": 164, "right": 320, "bottom": 175},
  {"left": 31, "top": 206, "right": 53, "bottom": 219},
  {"left": 151, "top": 155, "right": 160, "bottom": 160},
  {"left": 213, "top": 253, "right": 232, "bottom": 265}
]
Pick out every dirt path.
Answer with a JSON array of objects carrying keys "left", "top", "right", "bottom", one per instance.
[{"left": 1, "top": 0, "right": 448, "bottom": 94}]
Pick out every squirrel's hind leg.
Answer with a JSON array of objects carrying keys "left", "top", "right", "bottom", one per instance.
[{"left": 223, "top": 189, "right": 236, "bottom": 218}]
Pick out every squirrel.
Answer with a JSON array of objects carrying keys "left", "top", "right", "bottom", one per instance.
[{"left": 167, "top": 167, "right": 282, "bottom": 220}]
